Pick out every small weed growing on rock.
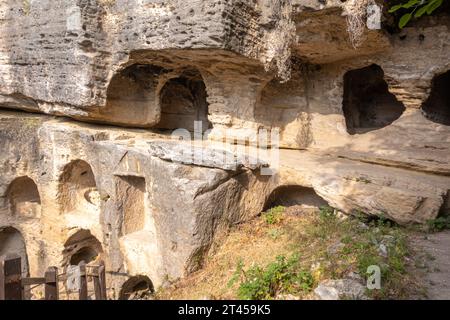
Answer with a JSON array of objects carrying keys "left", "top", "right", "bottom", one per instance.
[{"left": 355, "top": 177, "right": 371, "bottom": 184}]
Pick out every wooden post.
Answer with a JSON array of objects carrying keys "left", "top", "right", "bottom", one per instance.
[
  {"left": 93, "top": 266, "right": 101, "bottom": 300},
  {"left": 99, "top": 262, "right": 107, "bottom": 300},
  {"left": 0, "top": 255, "right": 23, "bottom": 300},
  {"left": 45, "top": 267, "right": 59, "bottom": 300},
  {"left": 93, "top": 261, "right": 107, "bottom": 300},
  {"left": 78, "top": 262, "right": 88, "bottom": 300},
  {"left": 92, "top": 263, "right": 106, "bottom": 300},
  {"left": 0, "top": 256, "right": 4, "bottom": 300},
  {"left": 0, "top": 257, "right": 4, "bottom": 300}
]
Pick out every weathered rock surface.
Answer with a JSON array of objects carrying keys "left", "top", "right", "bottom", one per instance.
[
  {"left": 314, "top": 279, "right": 368, "bottom": 300},
  {"left": 0, "top": 111, "right": 275, "bottom": 296},
  {"left": 278, "top": 150, "right": 450, "bottom": 225},
  {"left": 0, "top": 0, "right": 449, "bottom": 299},
  {"left": 147, "top": 140, "right": 268, "bottom": 171}
]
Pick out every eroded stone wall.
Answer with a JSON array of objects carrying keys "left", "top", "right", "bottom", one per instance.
[
  {"left": 0, "top": 0, "right": 449, "bottom": 298},
  {"left": 0, "top": 112, "right": 275, "bottom": 297}
]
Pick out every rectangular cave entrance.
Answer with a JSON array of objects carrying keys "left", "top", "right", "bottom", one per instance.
[
  {"left": 115, "top": 176, "right": 146, "bottom": 236},
  {"left": 342, "top": 64, "right": 405, "bottom": 134}
]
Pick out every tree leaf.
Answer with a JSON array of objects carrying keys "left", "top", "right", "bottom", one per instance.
[
  {"left": 414, "top": 4, "right": 429, "bottom": 18},
  {"left": 402, "top": 0, "right": 420, "bottom": 9},
  {"left": 399, "top": 13, "right": 413, "bottom": 28},
  {"left": 426, "top": 0, "right": 443, "bottom": 14},
  {"left": 389, "top": 4, "right": 404, "bottom": 13}
]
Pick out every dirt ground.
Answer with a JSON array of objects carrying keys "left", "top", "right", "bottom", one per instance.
[{"left": 411, "top": 231, "right": 450, "bottom": 300}]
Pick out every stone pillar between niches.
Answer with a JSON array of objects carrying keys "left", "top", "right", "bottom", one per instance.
[{"left": 204, "top": 72, "right": 264, "bottom": 146}]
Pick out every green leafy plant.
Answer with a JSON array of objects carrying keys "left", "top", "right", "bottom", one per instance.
[
  {"left": 389, "top": 0, "right": 444, "bottom": 28},
  {"left": 263, "top": 206, "right": 285, "bottom": 225},
  {"left": 319, "top": 206, "right": 336, "bottom": 221},
  {"left": 236, "top": 254, "right": 314, "bottom": 300},
  {"left": 227, "top": 259, "right": 244, "bottom": 288},
  {"left": 426, "top": 216, "right": 450, "bottom": 231}
]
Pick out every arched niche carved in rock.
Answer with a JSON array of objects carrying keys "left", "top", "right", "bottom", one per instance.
[
  {"left": 6, "top": 176, "right": 41, "bottom": 218},
  {"left": 58, "top": 160, "right": 100, "bottom": 214},
  {"left": 156, "top": 69, "right": 211, "bottom": 132},
  {"left": 62, "top": 229, "right": 103, "bottom": 266},
  {"left": 119, "top": 275, "right": 154, "bottom": 300},
  {"left": 0, "top": 226, "right": 29, "bottom": 276}
]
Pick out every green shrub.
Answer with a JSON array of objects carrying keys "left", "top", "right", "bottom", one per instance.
[
  {"left": 227, "top": 259, "right": 244, "bottom": 288},
  {"left": 319, "top": 206, "right": 336, "bottom": 221},
  {"left": 263, "top": 206, "right": 285, "bottom": 225},
  {"left": 426, "top": 216, "right": 450, "bottom": 232},
  {"left": 389, "top": 0, "right": 444, "bottom": 28},
  {"left": 236, "top": 254, "right": 314, "bottom": 300}
]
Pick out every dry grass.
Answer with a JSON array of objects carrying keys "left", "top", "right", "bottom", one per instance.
[
  {"left": 157, "top": 208, "right": 309, "bottom": 300},
  {"left": 344, "top": 0, "right": 373, "bottom": 48},
  {"left": 156, "top": 206, "right": 422, "bottom": 300}
]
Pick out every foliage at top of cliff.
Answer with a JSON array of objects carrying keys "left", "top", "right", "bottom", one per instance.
[{"left": 387, "top": 0, "right": 447, "bottom": 28}]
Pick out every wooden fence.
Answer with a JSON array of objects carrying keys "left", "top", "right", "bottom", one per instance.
[{"left": 0, "top": 254, "right": 107, "bottom": 300}]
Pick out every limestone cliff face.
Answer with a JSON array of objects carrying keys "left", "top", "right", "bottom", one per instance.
[{"left": 0, "top": 1, "right": 449, "bottom": 298}]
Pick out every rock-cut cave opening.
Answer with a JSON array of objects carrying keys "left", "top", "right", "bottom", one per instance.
[
  {"left": 105, "top": 64, "right": 164, "bottom": 127},
  {"left": 342, "top": 64, "right": 405, "bottom": 134},
  {"left": 264, "top": 185, "right": 328, "bottom": 211},
  {"left": 421, "top": 70, "right": 450, "bottom": 125},
  {"left": 62, "top": 229, "right": 103, "bottom": 266},
  {"left": 439, "top": 190, "right": 450, "bottom": 217},
  {"left": 119, "top": 275, "right": 154, "bottom": 300},
  {"left": 156, "top": 69, "right": 211, "bottom": 133},
  {"left": 58, "top": 160, "right": 100, "bottom": 213},
  {"left": 0, "top": 227, "right": 29, "bottom": 276}
]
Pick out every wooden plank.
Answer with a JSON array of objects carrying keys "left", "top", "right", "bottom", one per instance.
[
  {"left": 21, "top": 277, "right": 46, "bottom": 286},
  {"left": 57, "top": 273, "right": 68, "bottom": 282},
  {"left": 45, "top": 267, "right": 58, "bottom": 300},
  {"left": 1, "top": 255, "right": 22, "bottom": 300},
  {"left": 78, "top": 262, "right": 88, "bottom": 300},
  {"left": 58, "top": 271, "right": 87, "bottom": 283}
]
